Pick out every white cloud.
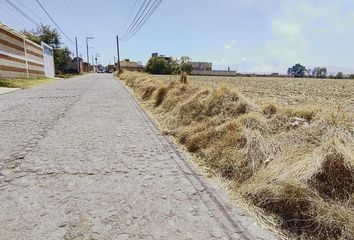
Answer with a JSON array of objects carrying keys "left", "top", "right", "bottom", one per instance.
[
  {"left": 213, "top": 0, "right": 354, "bottom": 73},
  {"left": 264, "top": 0, "right": 354, "bottom": 67},
  {"left": 224, "top": 40, "right": 237, "bottom": 49}
]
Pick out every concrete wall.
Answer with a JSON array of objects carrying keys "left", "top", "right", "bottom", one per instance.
[
  {"left": 0, "top": 23, "right": 54, "bottom": 78},
  {"left": 191, "top": 70, "right": 237, "bottom": 76},
  {"left": 120, "top": 61, "right": 138, "bottom": 68},
  {"left": 64, "top": 61, "right": 90, "bottom": 74}
]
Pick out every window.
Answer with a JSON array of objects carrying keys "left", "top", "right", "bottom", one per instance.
[{"left": 43, "top": 46, "right": 53, "bottom": 56}]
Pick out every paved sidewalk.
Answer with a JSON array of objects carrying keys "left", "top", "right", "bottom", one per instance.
[
  {"left": 0, "top": 87, "right": 20, "bottom": 95},
  {"left": 0, "top": 74, "right": 276, "bottom": 240}
]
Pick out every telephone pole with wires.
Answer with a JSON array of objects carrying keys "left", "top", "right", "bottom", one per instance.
[
  {"left": 86, "top": 37, "right": 94, "bottom": 69},
  {"left": 75, "top": 37, "right": 80, "bottom": 74},
  {"left": 116, "top": 35, "right": 121, "bottom": 73}
]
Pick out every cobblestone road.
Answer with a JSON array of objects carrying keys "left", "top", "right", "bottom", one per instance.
[{"left": 0, "top": 74, "right": 276, "bottom": 240}]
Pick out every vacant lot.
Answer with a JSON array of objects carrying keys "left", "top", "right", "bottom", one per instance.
[
  {"left": 154, "top": 75, "right": 354, "bottom": 112},
  {"left": 119, "top": 72, "right": 354, "bottom": 239}
]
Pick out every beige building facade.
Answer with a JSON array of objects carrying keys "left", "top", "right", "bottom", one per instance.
[{"left": 0, "top": 22, "right": 54, "bottom": 78}]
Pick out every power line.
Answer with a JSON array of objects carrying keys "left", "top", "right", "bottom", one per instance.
[
  {"left": 63, "top": 0, "right": 80, "bottom": 23},
  {"left": 64, "top": 0, "right": 86, "bottom": 32},
  {"left": 3, "top": 0, "right": 40, "bottom": 27},
  {"left": 69, "top": 0, "right": 87, "bottom": 28},
  {"left": 123, "top": 0, "right": 139, "bottom": 28},
  {"left": 121, "top": 0, "right": 163, "bottom": 41},
  {"left": 123, "top": 0, "right": 153, "bottom": 38},
  {"left": 0, "top": 1, "right": 27, "bottom": 29},
  {"left": 124, "top": 0, "right": 163, "bottom": 41},
  {"left": 121, "top": 0, "right": 150, "bottom": 39},
  {"left": 34, "top": 0, "right": 75, "bottom": 45},
  {"left": 15, "top": 0, "right": 45, "bottom": 23}
]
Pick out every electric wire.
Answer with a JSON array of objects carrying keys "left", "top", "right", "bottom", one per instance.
[
  {"left": 34, "top": 0, "right": 75, "bottom": 45},
  {"left": 15, "top": 0, "right": 45, "bottom": 23},
  {"left": 121, "top": 0, "right": 150, "bottom": 39},
  {"left": 3, "top": 0, "right": 40, "bottom": 27},
  {"left": 123, "top": 0, "right": 153, "bottom": 39},
  {"left": 123, "top": 0, "right": 139, "bottom": 28},
  {"left": 0, "top": 1, "right": 27, "bottom": 29},
  {"left": 120, "top": 0, "right": 163, "bottom": 41},
  {"left": 124, "top": 0, "right": 162, "bottom": 41}
]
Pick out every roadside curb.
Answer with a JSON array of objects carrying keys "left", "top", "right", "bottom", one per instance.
[{"left": 0, "top": 88, "right": 21, "bottom": 95}]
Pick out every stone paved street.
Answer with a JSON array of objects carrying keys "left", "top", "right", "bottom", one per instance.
[{"left": 0, "top": 74, "right": 276, "bottom": 240}]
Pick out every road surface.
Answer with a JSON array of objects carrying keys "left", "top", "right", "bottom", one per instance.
[{"left": 0, "top": 74, "right": 276, "bottom": 240}]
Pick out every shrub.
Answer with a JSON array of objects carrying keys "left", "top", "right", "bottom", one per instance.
[
  {"left": 336, "top": 72, "right": 344, "bottom": 79},
  {"left": 288, "top": 63, "right": 306, "bottom": 78}
]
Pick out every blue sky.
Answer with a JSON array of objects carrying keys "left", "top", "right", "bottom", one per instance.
[{"left": 1, "top": 0, "right": 354, "bottom": 73}]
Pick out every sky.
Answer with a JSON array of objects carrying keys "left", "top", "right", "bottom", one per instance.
[{"left": 1, "top": 0, "right": 354, "bottom": 73}]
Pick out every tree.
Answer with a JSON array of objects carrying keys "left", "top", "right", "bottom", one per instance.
[
  {"left": 287, "top": 64, "right": 306, "bottom": 78},
  {"left": 180, "top": 56, "right": 191, "bottom": 64},
  {"left": 168, "top": 58, "right": 180, "bottom": 75},
  {"left": 312, "top": 67, "right": 327, "bottom": 78},
  {"left": 336, "top": 72, "right": 344, "bottom": 79},
  {"left": 180, "top": 63, "right": 193, "bottom": 74},
  {"left": 146, "top": 55, "right": 193, "bottom": 75},
  {"left": 306, "top": 68, "right": 313, "bottom": 77},
  {"left": 22, "top": 24, "right": 61, "bottom": 48},
  {"left": 179, "top": 56, "right": 192, "bottom": 74},
  {"left": 146, "top": 56, "right": 183, "bottom": 75},
  {"left": 22, "top": 25, "right": 70, "bottom": 74},
  {"left": 54, "top": 47, "right": 72, "bottom": 72},
  {"left": 146, "top": 57, "right": 170, "bottom": 74}
]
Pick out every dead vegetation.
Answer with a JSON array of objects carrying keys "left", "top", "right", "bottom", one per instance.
[{"left": 118, "top": 71, "right": 354, "bottom": 239}]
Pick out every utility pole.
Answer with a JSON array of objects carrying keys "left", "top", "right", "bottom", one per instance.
[
  {"left": 75, "top": 37, "right": 80, "bottom": 74},
  {"left": 86, "top": 37, "right": 89, "bottom": 65},
  {"left": 92, "top": 56, "right": 94, "bottom": 71},
  {"left": 116, "top": 35, "right": 121, "bottom": 73},
  {"left": 86, "top": 37, "right": 94, "bottom": 71}
]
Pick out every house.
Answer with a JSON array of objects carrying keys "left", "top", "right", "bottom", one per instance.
[
  {"left": 64, "top": 57, "right": 91, "bottom": 74},
  {"left": 190, "top": 61, "right": 212, "bottom": 71},
  {"left": 120, "top": 59, "right": 143, "bottom": 72},
  {"left": 151, "top": 53, "right": 172, "bottom": 61}
]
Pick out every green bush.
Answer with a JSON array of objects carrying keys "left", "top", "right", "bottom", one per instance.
[
  {"left": 287, "top": 64, "right": 306, "bottom": 78},
  {"left": 336, "top": 72, "right": 344, "bottom": 79},
  {"left": 146, "top": 57, "right": 171, "bottom": 74}
]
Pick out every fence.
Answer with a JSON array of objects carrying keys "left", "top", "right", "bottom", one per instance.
[{"left": 0, "top": 23, "right": 55, "bottom": 78}]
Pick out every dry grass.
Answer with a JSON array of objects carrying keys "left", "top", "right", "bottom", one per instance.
[
  {"left": 154, "top": 74, "right": 354, "bottom": 113},
  {"left": 0, "top": 77, "right": 54, "bottom": 89},
  {"left": 118, "top": 71, "right": 354, "bottom": 239}
]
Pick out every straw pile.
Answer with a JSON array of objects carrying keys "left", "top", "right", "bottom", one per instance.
[{"left": 118, "top": 71, "right": 354, "bottom": 239}]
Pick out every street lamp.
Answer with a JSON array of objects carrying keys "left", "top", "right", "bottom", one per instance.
[{"left": 86, "top": 37, "right": 94, "bottom": 66}]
